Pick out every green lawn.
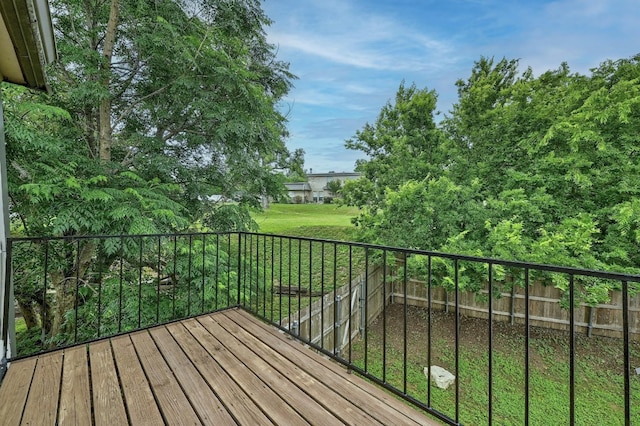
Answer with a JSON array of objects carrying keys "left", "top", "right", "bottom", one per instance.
[
  {"left": 351, "top": 305, "right": 640, "bottom": 425},
  {"left": 252, "top": 203, "right": 360, "bottom": 239},
  {"left": 246, "top": 204, "right": 365, "bottom": 320}
]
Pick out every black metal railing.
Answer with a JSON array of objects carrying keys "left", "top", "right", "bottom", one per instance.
[
  {"left": 3, "top": 231, "right": 640, "bottom": 425},
  {"left": 5, "top": 232, "right": 242, "bottom": 359},
  {"left": 237, "top": 233, "right": 640, "bottom": 426}
]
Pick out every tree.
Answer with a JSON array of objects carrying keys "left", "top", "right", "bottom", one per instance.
[
  {"left": 7, "top": 0, "right": 298, "bottom": 340},
  {"left": 342, "top": 55, "right": 640, "bottom": 302},
  {"left": 325, "top": 179, "right": 342, "bottom": 197},
  {"left": 342, "top": 82, "right": 446, "bottom": 228},
  {"left": 283, "top": 169, "right": 308, "bottom": 183},
  {"left": 49, "top": 0, "right": 298, "bottom": 230}
]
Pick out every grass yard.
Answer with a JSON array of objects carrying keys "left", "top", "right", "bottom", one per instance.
[
  {"left": 239, "top": 232, "right": 367, "bottom": 321},
  {"left": 252, "top": 203, "right": 360, "bottom": 238},
  {"left": 351, "top": 304, "right": 640, "bottom": 425},
  {"left": 241, "top": 204, "right": 367, "bottom": 321}
]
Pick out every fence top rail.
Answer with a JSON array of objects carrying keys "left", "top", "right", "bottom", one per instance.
[{"left": 6, "top": 231, "right": 640, "bottom": 283}]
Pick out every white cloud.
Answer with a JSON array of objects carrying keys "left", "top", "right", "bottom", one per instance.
[
  {"left": 345, "top": 84, "right": 376, "bottom": 95},
  {"left": 266, "top": 1, "right": 456, "bottom": 72},
  {"left": 283, "top": 88, "right": 345, "bottom": 108}
]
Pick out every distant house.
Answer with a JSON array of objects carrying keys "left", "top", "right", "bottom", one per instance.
[
  {"left": 284, "top": 182, "right": 312, "bottom": 203},
  {"left": 307, "top": 172, "right": 361, "bottom": 203}
]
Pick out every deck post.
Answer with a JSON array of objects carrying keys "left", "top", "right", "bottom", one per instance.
[{"left": 0, "top": 92, "right": 16, "bottom": 376}]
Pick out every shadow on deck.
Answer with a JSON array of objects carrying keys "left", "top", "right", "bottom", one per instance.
[{"left": 0, "top": 308, "right": 439, "bottom": 425}]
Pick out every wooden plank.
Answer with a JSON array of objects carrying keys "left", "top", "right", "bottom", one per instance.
[
  {"left": 0, "top": 358, "right": 37, "bottom": 426},
  {"left": 168, "top": 320, "right": 282, "bottom": 424},
  {"left": 204, "top": 313, "right": 379, "bottom": 426},
  {"left": 230, "top": 309, "right": 439, "bottom": 425},
  {"left": 148, "top": 325, "right": 237, "bottom": 425},
  {"left": 89, "top": 341, "right": 128, "bottom": 426},
  {"left": 21, "top": 351, "right": 63, "bottom": 425},
  {"left": 243, "top": 308, "right": 439, "bottom": 425},
  {"left": 178, "top": 320, "right": 312, "bottom": 425},
  {"left": 165, "top": 322, "right": 262, "bottom": 425},
  {"left": 111, "top": 335, "right": 164, "bottom": 426},
  {"left": 58, "top": 346, "right": 92, "bottom": 425},
  {"left": 129, "top": 330, "right": 201, "bottom": 425},
  {"left": 274, "top": 286, "right": 325, "bottom": 297},
  {"left": 192, "top": 318, "right": 336, "bottom": 425}
]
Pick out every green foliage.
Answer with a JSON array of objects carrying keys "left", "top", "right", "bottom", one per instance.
[
  {"left": 344, "top": 82, "right": 444, "bottom": 213},
  {"left": 4, "top": 85, "right": 188, "bottom": 237},
  {"left": 13, "top": 234, "right": 242, "bottom": 355},
  {"left": 203, "top": 203, "right": 259, "bottom": 232},
  {"left": 325, "top": 179, "right": 342, "bottom": 197},
  {"left": 9, "top": 0, "right": 299, "bottom": 239},
  {"left": 7, "top": 0, "right": 301, "bottom": 343},
  {"left": 283, "top": 169, "right": 308, "bottom": 183},
  {"left": 342, "top": 55, "right": 640, "bottom": 303}
]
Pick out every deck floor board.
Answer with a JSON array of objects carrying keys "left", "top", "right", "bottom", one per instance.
[
  {"left": 232, "top": 308, "right": 430, "bottom": 424},
  {"left": 21, "top": 351, "right": 63, "bottom": 426},
  {"left": 0, "top": 308, "right": 440, "bottom": 425},
  {"left": 58, "top": 346, "right": 92, "bottom": 425},
  {"left": 196, "top": 315, "right": 331, "bottom": 425},
  {"left": 181, "top": 318, "right": 303, "bottom": 425},
  {"left": 0, "top": 358, "right": 36, "bottom": 425},
  {"left": 89, "top": 340, "right": 128, "bottom": 426},
  {"left": 130, "top": 330, "right": 201, "bottom": 425},
  {"left": 111, "top": 335, "right": 164, "bottom": 426},
  {"left": 205, "top": 313, "right": 375, "bottom": 426}
]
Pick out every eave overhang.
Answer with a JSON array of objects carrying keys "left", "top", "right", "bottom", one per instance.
[{"left": 0, "top": 0, "right": 56, "bottom": 90}]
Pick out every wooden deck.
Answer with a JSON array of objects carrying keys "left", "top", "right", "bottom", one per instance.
[{"left": 0, "top": 308, "right": 439, "bottom": 425}]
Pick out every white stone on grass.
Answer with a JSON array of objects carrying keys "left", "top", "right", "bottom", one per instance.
[{"left": 425, "top": 365, "right": 456, "bottom": 390}]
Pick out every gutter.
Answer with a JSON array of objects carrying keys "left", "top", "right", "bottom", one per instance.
[{"left": 0, "top": 0, "right": 57, "bottom": 90}]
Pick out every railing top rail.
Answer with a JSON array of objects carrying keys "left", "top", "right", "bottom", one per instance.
[
  {"left": 242, "top": 231, "right": 640, "bottom": 283},
  {"left": 6, "top": 231, "right": 640, "bottom": 282},
  {"left": 7, "top": 230, "right": 237, "bottom": 243}
]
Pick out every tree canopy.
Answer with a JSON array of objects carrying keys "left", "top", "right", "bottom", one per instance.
[
  {"left": 7, "top": 0, "right": 301, "bottom": 238},
  {"left": 4, "top": 0, "right": 301, "bottom": 341},
  {"left": 342, "top": 55, "right": 640, "bottom": 302}
]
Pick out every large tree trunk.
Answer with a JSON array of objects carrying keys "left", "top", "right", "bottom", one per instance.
[
  {"left": 16, "top": 300, "right": 38, "bottom": 329},
  {"left": 98, "top": 0, "right": 119, "bottom": 161},
  {"left": 48, "top": 242, "right": 96, "bottom": 341}
]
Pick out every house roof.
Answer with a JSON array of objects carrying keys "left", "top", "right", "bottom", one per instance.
[
  {"left": 0, "top": 0, "right": 56, "bottom": 90},
  {"left": 284, "top": 182, "right": 311, "bottom": 191},
  {"left": 307, "top": 172, "right": 361, "bottom": 178}
]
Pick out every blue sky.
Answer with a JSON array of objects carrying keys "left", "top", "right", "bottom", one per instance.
[{"left": 262, "top": 0, "right": 640, "bottom": 173}]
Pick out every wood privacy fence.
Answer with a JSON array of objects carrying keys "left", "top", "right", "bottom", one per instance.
[
  {"left": 280, "top": 266, "right": 391, "bottom": 356},
  {"left": 390, "top": 275, "right": 640, "bottom": 341},
  {"left": 282, "top": 264, "right": 639, "bottom": 347}
]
